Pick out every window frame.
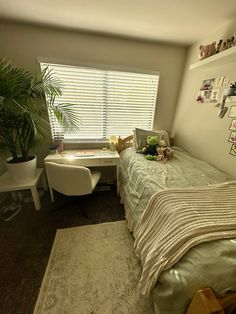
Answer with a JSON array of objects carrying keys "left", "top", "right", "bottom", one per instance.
[{"left": 38, "top": 57, "right": 160, "bottom": 143}]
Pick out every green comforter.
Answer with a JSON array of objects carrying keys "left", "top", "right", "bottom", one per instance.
[{"left": 119, "top": 147, "right": 236, "bottom": 314}]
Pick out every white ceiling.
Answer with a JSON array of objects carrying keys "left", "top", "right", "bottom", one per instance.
[{"left": 1, "top": 0, "right": 236, "bottom": 45}]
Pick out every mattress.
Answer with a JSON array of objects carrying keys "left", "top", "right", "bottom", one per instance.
[{"left": 119, "top": 147, "right": 236, "bottom": 314}]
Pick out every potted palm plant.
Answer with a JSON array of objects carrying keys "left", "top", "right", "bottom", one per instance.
[{"left": 0, "top": 58, "right": 79, "bottom": 183}]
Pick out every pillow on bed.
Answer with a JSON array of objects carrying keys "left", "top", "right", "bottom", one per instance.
[{"left": 134, "top": 128, "right": 170, "bottom": 150}]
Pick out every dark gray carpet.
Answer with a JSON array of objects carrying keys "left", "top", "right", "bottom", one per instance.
[{"left": 0, "top": 187, "right": 125, "bottom": 314}]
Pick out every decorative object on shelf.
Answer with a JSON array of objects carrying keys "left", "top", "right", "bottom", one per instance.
[
  {"left": 229, "top": 36, "right": 236, "bottom": 47},
  {"left": 199, "top": 42, "right": 216, "bottom": 60},
  {"left": 109, "top": 135, "right": 118, "bottom": 151},
  {"left": 198, "top": 35, "right": 236, "bottom": 62},
  {"left": 215, "top": 39, "right": 223, "bottom": 53},
  {"left": 228, "top": 105, "right": 236, "bottom": 118},
  {"left": 221, "top": 41, "right": 228, "bottom": 51},
  {"left": 190, "top": 45, "right": 236, "bottom": 70},
  {"left": 226, "top": 39, "right": 231, "bottom": 49},
  {"left": 227, "top": 81, "right": 236, "bottom": 96}
]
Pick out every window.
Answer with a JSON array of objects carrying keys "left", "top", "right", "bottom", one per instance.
[{"left": 40, "top": 62, "right": 159, "bottom": 142}]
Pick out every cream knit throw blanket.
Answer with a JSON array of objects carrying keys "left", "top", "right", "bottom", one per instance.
[{"left": 133, "top": 181, "right": 236, "bottom": 296}]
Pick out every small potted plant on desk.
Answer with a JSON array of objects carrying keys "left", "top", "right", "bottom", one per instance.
[{"left": 0, "top": 58, "right": 79, "bottom": 183}]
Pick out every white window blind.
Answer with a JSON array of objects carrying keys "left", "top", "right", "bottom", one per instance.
[{"left": 40, "top": 62, "right": 159, "bottom": 141}]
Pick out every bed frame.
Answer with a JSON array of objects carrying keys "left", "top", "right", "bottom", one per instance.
[
  {"left": 187, "top": 288, "right": 236, "bottom": 314},
  {"left": 117, "top": 135, "right": 236, "bottom": 314},
  {"left": 117, "top": 135, "right": 134, "bottom": 153}
]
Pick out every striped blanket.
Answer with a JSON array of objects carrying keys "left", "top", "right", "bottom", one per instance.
[{"left": 133, "top": 181, "right": 236, "bottom": 296}]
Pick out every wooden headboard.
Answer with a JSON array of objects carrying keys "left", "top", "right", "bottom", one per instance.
[
  {"left": 117, "top": 135, "right": 133, "bottom": 153},
  {"left": 116, "top": 133, "right": 174, "bottom": 153}
]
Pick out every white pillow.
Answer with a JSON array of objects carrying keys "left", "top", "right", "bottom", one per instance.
[{"left": 134, "top": 128, "right": 170, "bottom": 150}]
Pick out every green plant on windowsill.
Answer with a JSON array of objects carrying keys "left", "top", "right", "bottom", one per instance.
[{"left": 0, "top": 58, "right": 79, "bottom": 181}]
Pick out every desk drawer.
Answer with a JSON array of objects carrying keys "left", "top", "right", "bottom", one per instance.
[
  {"left": 57, "top": 158, "right": 117, "bottom": 167},
  {"left": 62, "top": 159, "right": 96, "bottom": 167},
  {"left": 100, "top": 159, "right": 117, "bottom": 165}
]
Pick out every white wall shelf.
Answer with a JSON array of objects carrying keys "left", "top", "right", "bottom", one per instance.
[{"left": 189, "top": 46, "right": 236, "bottom": 70}]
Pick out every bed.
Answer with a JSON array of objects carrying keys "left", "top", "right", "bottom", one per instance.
[{"left": 117, "top": 130, "right": 236, "bottom": 314}]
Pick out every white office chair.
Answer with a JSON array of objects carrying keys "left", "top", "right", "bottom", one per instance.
[{"left": 45, "top": 162, "right": 101, "bottom": 202}]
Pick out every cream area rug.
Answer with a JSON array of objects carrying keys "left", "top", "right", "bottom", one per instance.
[{"left": 34, "top": 221, "right": 155, "bottom": 314}]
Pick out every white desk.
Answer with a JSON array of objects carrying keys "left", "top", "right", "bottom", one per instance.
[
  {"left": 44, "top": 149, "right": 120, "bottom": 192},
  {"left": 0, "top": 168, "right": 47, "bottom": 210}
]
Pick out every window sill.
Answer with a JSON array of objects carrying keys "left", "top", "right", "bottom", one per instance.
[{"left": 62, "top": 140, "right": 110, "bottom": 150}]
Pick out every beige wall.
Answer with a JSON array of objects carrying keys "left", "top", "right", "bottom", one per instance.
[
  {"left": 172, "top": 18, "right": 236, "bottom": 178},
  {"left": 0, "top": 20, "right": 186, "bottom": 172}
]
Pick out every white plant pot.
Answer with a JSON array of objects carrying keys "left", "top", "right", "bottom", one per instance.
[{"left": 6, "top": 155, "right": 37, "bottom": 183}]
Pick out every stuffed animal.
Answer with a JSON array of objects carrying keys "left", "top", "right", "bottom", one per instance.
[
  {"left": 141, "top": 135, "right": 159, "bottom": 160},
  {"left": 156, "top": 139, "right": 174, "bottom": 163},
  {"left": 216, "top": 39, "right": 223, "bottom": 53},
  {"left": 199, "top": 42, "right": 216, "bottom": 60},
  {"left": 139, "top": 135, "right": 174, "bottom": 162}
]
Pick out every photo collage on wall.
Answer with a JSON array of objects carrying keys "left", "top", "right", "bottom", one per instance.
[
  {"left": 228, "top": 115, "right": 236, "bottom": 156},
  {"left": 196, "top": 76, "right": 229, "bottom": 103},
  {"left": 196, "top": 76, "right": 236, "bottom": 156}
]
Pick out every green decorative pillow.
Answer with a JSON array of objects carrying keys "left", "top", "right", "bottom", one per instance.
[{"left": 134, "top": 128, "right": 170, "bottom": 150}]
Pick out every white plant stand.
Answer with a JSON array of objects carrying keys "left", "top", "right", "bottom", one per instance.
[{"left": 0, "top": 168, "right": 47, "bottom": 210}]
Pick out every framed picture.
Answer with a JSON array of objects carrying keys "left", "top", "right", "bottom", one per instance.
[
  {"left": 210, "top": 89, "right": 219, "bottom": 102},
  {"left": 223, "top": 78, "right": 230, "bottom": 85},
  {"left": 229, "top": 119, "right": 236, "bottom": 131},
  {"left": 200, "top": 78, "right": 215, "bottom": 91},
  {"left": 196, "top": 90, "right": 204, "bottom": 103},
  {"left": 214, "top": 76, "right": 224, "bottom": 88},
  {"left": 229, "top": 144, "right": 236, "bottom": 156},
  {"left": 221, "top": 88, "right": 229, "bottom": 101},
  {"left": 203, "top": 90, "right": 212, "bottom": 102},
  {"left": 228, "top": 106, "right": 236, "bottom": 118},
  {"left": 228, "top": 131, "right": 236, "bottom": 143}
]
